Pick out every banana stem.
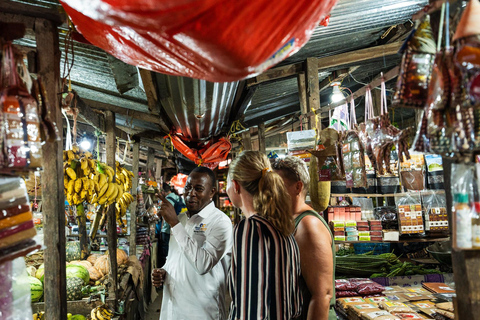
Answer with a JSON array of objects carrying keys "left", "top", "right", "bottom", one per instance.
[{"left": 90, "top": 205, "right": 104, "bottom": 241}]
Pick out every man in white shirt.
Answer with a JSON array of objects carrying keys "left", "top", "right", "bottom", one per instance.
[{"left": 152, "top": 167, "right": 233, "bottom": 320}]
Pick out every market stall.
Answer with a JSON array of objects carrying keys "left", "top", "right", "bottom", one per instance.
[{"left": 3, "top": 0, "right": 480, "bottom": 319}]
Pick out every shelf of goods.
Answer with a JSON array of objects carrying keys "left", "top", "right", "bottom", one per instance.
[
  {"left": 336, "top": 237, "right": 450, "bottom": 244},
  {"left": 331, "top": 190, "right": 445, "bottom": 198}
]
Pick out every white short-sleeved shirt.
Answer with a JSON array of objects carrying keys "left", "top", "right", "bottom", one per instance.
[{"left": 160, "top": 202, "right": 233, "bottom": 320}]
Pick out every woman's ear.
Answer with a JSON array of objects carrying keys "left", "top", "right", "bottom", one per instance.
[
  {"left": 295, "top": 181, "right": 304, "bottom": 196},
  {"left": 233, "top": 180, "right": 241, "bottom": 194}
]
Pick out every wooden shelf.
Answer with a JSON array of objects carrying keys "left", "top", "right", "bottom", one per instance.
[
  {"left": 331, "top": 190, "right": 445, "bottom": 198},
  {"left": 336, "top": 237, "right": 450, "bottom": 244}
]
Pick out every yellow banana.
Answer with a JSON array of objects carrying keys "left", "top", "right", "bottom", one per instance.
[
  {"left": 98, "top": 182, "right": 109, "bottom": 198},
  {"left": 94, "top": 181, "right": 100, "bottom": 193},
  {"left": 72, "top": 145, "right": 80, "bottom": 154},
  {"left": 98, "top": 196, "right": 108, "bottom": 205},
  {"left": 64, "top": 175, "right": 69, "bottom": 187},
  {"left": 108, "top": 184, "right": 119, "bottom": 202},
  {"left": 63, "top": 151, "right": 67, "bottom": 161},
  {"left": 103, "top": 183, "right": 116, "bottom": 200},
  {"left": 67, "top": 180, "right": 75, "bottom": 194},
  {"left": 80, "top": 189, "right": 87, "bottom": 200},
  {"left": 105, "top": 169, "right": 114, "bottom": 183},
  {"left": 116, "top": 184, "right": 124, "bottom": 202},
  {"left": 83, "top": 168, "right": 91, "bottom": 177},
  {"left": 98, "top": 174, "right": 107, "bottom": 188},
  {"left": 91, "top": 193, "right": 98, "bottom": 204},
  {"left": 66, "top": 167, "right": 77, "bottom": 180},
  {"left": 93, "top": 173, "right": 99, "bottom": 183},
  {"left": 67, "top": 150, "right": 75, "bottom": 161},
  {"left": 73, "top": 193, "right": 81, "bottom": 205},
  {"left": 80, "top": 158, "right": 88, "bottom": 170},
  {"left": 74, "top": 179, "right": 83, "bottom": 193},
  {"left": 84, "top": 151, "right": 93, "bottom": 159}
]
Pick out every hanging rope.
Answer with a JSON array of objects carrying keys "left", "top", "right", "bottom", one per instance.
[{"left": 33, "top": 173, "right": 38, "bottom": 210}]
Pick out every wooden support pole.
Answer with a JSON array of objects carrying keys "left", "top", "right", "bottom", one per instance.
[
  {"left": 249, "top": 127, "right": 257, "bottom": 151},
  {"left": 155, "top": 159, "right": 163, "bottom": 186},
  {"left": 147, "top": 147, "right": 155, "bottom": 179},
  {"left": 305, "top": 57, "right": 321, "bottom": 132},
  {"left": 105, "top": 111, "right": 118, "bottom": 303},
  {"left": 258, "top": 123, "right": 266, "bottom": 153},
  {"left": 242, "top": 131, "right": 252, "bottom": 151},
  {"left": 35, "top": 18, "right": 66, "bottom": 320},
  {"left": 297, "top": 72, "right": 310, "bottom": 130},
  {"left": 129, "top": 142, "right": 140, "bottom": 257}
]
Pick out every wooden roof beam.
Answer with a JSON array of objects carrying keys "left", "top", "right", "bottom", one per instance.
[
  {"left": 83, "top": 99, "right": 169, "bottom": 131},
  {"left": 246, "top": 42, "right": 402, "bottom": 87}
]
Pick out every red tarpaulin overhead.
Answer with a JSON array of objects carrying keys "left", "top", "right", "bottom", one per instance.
[
  {"left": 168, "top": 134, "right": 231, "bottom": 167},
  {"left": 60, "top": 0, "right": 337, "bottom": 82}
]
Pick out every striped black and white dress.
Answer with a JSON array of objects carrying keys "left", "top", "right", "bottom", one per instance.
[{"left": 228, "top": 215, "right": 302, "bottom": 320}]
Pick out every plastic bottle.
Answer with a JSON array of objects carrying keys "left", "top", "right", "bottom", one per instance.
[
  {"left": 454, "top": 193, "right": 472, "bottom": 249},
  {"left": 472, "top": 203, "right": 480, "bottom": 249}
]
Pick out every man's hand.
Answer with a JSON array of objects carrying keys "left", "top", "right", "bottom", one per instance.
[
  {"left": 156, "top": 194, "right": 180, "bottom": 228},
  {"left": 152, "top": 268, "right": 166, "bottom": 288}
]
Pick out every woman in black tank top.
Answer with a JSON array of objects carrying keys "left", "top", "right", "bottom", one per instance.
[{"left": 273, "top": 157, "right": 336, "bottom": 320}]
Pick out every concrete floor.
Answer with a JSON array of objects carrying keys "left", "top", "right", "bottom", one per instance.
[{"left": 145, "top": 289, "right": 162, "bottom": 320}]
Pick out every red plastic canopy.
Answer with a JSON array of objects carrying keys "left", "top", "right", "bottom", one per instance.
[
  {"left": 168, "top": 133, "right": 231, "bottom": 167},
  {"left": 60, "top": 0, "right": 337, "bottom": 82}
]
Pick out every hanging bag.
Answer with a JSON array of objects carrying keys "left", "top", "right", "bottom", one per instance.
[{"left": 393, "top": 16, "right": 436, "bottom": 108}]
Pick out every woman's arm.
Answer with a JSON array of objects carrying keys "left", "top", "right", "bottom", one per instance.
[{"left": 295, "top": 215, "right": 334, "bottom": 320}]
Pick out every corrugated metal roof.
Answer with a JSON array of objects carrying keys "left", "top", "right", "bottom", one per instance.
[
  {"left": 8, "top": 0, "right": 429, "bottom": 138},
  {"left": 154, "top": 74, "right": 239, "bottom": 141},
  {"left": 281, "top": 0, "right": 428, "bottom": 65}
]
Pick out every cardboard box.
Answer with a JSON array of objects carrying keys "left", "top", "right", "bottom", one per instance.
[
  {"left": 358, "top": 231, "right": 370, "bottom": 237},
  {"left": 345, "top": 220, "right": 357, "bottom": 227},
  {"left": 347, "top": 236, "right": 359, "bottom": 241},
  {"left": 383, "top": 230, "right": 399, "bottom": 241},
  {"left": 359, "top": 236, "right": 371, "bottom": 241},
  {"left": 335, "top": 236, "right": 346, "bottom": 241}
]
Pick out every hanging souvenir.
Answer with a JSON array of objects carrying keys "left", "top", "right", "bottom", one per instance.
[
  {"left": 0, "top": 43, "right": 43, "bottom": 172},
  {"left": 393, "top": 16, "right": 436, "bottom": 108},
  {"left": 342, "top": 98, "right": 367, "bottom": 189},
  {"left": 453, "top": 0, "right": 480, "bottom": 150}
]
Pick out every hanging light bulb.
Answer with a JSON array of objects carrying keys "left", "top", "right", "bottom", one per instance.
[
  {"left": 331, "top": 82, "right": 345, "bottom": 103},
  {"left": 80, "top": 138, "right": 92, "bottom": 150}
]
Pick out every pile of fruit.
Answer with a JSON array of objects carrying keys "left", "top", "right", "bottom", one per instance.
[
  {"left": 90, "top": 305, "right": 114, "bottom": 320},
  {"left": 63, "top": 146, "right": 135, "bottom": 224},
  {"left": 28, "top": 248, "right": 128, "bottom": 304}
]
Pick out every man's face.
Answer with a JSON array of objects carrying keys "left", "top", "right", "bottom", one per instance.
[{"left": 183, "top": 172, "right": 215, "bottom": 215}]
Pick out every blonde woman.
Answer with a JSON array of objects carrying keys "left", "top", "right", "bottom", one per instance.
[
  {"left": 273, "top": 156, "right": 335, "bottom": 320},
  {"left": 227, "top": 151, "right": 302, "bottom": 320}
]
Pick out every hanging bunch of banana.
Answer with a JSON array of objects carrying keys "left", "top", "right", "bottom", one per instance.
[
  {"left": 63, "top": 149, "right": 135, "bottom": 212},
  {"left": 63, "top": 146, "right": 97, "bottom": 206}
]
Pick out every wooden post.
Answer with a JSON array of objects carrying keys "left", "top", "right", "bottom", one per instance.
[
  {"left": 258, "top": 123, "right": 266, "bottom": 154},
  {"left": 129, "top": 142, "right": 140, "bottom": 257},
  {"left": 155, "top": 159, "right": 163, "bottom": 186},
  {"left": 305, "top": 58, "right": 321, "bottom": 132},
  {"left": 147, "top": 147, "right": 155, "bottom": 179},
  {"left": 249, "top": 127, "right": 257, "bottom": 151},
  {"left": 297, "top": 72, "right": 311, "bottom": 130},
  {"left": 105, "top": 111, "right": 118, "bottom": 303},
  {"left": 242, "top": 131, "right": 252, "bottom": 151},
  {"left": 36, "top": 18, "right": 66, "bottom": 320}
]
